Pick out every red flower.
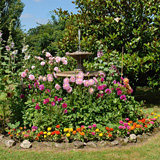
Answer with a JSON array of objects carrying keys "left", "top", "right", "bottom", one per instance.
[
  {"left": 55, "top": 130, "right": 60, "bottom": 135},
  {"left": 144, "top": 125, "right": 148, "bottom": 128},
  {"left": 51, "top": 131, "right": 55, "bottom": 135},
  {"left": 105, "top": 127, "right": 109, "bottom": 130},
  {"left": 8, "top": 132, "right": 11, "bottom": 135},
  {"left": 109, "top": 128, "right": 114, "bottom": 131},
  {"left": 56, "top": 125, "right": 60, "bottom": 129},
  {"left": 108, "top": 134, "right": 112, "bottom": 137},
  {"left": 141, "top": 119, "right": 146, "bottom": 123},
  {"left": 37, "top": 133, "right": 40, "bottom": 137},
  {"left": 35, "top": 137, "right": 38, "bottom": 140},
  {"left": 40, "top": 131, "right": 43, "bottom": 135}
]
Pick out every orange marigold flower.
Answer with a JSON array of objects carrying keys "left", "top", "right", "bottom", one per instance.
[
  {"left": 108, "top": 134, "right": 112, "bottom": 137},
  {"left": 138, "top": 120, "right": 142, "bottom": 122},
  {"left": 40, "top": 131, "right": 43, "bottom": 135},
  {"left": 136, "top": 124, "right": 141, "bottom": 128},
  {"left": 109, "top": 128, "right": 114, "bottom": 131},
  {"left": 128, "top": 121, "right": 133, "bottom": 124},
  {"left": 80, "top": 132, "right": 85, "bottom": 136},
  {"left": 10, "top": 134, "right": 13, "bottom": 137},
  {"left": 76, "top": 128, "right": 81, "bottom": 132},
  {"left": 37, "top": 133, "right": 40, "bottom": 137},
  {"left": 72, "top": 130, "right": 77, "bottom": 135},
  {"left": 133, "top": 123, "right": 137, "bottom": 126},
  {"left": 105, "top": 127, "right": 109, "bottom": 130},
  {"left": 130, "top": 126, "right": 135, "bottom": 130},
  {"left": 144, "top": 125, "right": 148, "bottom": 128},
  {"left": 55, "top": 130, "right": 60, "bottom": 135},
  {"left": 56, "top": 125, "right": 60, "bottom": 129},
  {"left": 51, "top": 131, "right": 55, "bottom": 135}
]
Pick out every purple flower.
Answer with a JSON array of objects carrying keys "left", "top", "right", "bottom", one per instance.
[
  {"left": 28, "top": 84, "right": 32, "bottom": 89},
  {"left": 92, "top": 124, "right": 96, "bottom": 128},
  {"left": 120, "top": 95, "right": 127, "bottom": 101},
  {"left": 117, "top": 90, "right": 122, "bottom": 96},
  {"left": 43, "top": 98, "right": 49, "bottom": 104},
  {"left": 54, "top": 96, "right": 58, "bottom": 101},
  {"left": 97, "top": 85, "right": 104, "bottom": 90},
  {"left": 88, "top": 126, "right": 92, "bottom": 129},
  {"left": 39, "top": 84, "right": 45, "bottom": 91},
  {"left": 91, "top": 132, "right": 95, "bottom": 135},
  {"left": 45, "top": 89, "right": 50, "bottom": 94},
  {"left": 127, "top": 126, "right": 131, "bottom": 130},
  {"left": 118, "top": 126, "right": 123, "bottom": 129},
  {"left": 51, "top": 101, "right": 56, "bottom": 106},
  {"left": 64, "top": 109, "right": 68, "bottom": 113},
  {"left": 100, "top": 77, "right": 105, "bottom": 82},
  {"left": 20, "top": 94, "right": 25, "bottom": 99},
  {"left": 125, "top": 118, "right": 129, "bottom": 121},
  {"left": 149, "top": 121, "right": 154, "bottom": 125},
  {"left": 119, "top": 120, "right": 123, "bottom": 124},
  {"left": 58, "top": 98, "right": 63, "bottom": 102},
  {"left": 35, "top": 104, "right": 40, "bottom": 110},
  {"left": 32, "top": 126, "right": 38, "bottom": 130},
  {"left": 97, "top": 51, "right": 103, "bottom": 58},
  {"left": 105, "top": 88, "right": 111, "bottom": 94},
  {"left": 113, "top": 80, "right": 117, "bottom": 84},
  {"left": 62, "top": 103, "right": 67, "bottom": 108},
  {"left": 123, "top": 123, "right": 128, "bottom": 127}
]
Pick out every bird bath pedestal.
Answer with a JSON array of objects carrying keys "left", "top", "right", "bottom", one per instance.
[{"left": 56, "top": 51, "right": 104, "bottom": 78}]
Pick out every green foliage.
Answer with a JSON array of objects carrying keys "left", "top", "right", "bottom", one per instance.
[
  {"left": 0, "top": 0, "right": 24, "bottom": 49},
  {"left": 26, "top": 15, "right": 66, "bottom": 56}
]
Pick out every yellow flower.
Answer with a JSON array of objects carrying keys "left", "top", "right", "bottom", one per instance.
[
  {"left": 22, "top": 132, "right": 25, "bottom": 135},
  {"left": 47, "top": 132, "right": 51, "bottom": 136},
  {"left": 64, "top": 128, "right": 69, "bottom": 132},
  {"left": 99, "top": 133, "right": 103, "bottom": 137},
  {"left": 44, "top": 135, "right": 47, "bottom": 138},
  {"left": 154, "top": 117, "right": 158, "bottom": 119},
  {"left": 158, "top": 115, "right": 160, "bottom": 117},
  {"left": 16, "top": 133, "right": 19, "bottom": 136},
  {"left": 44, "top": 131, "right": 47, "bottom": 135},
  {"left": 95, "top": 128, "right": 100, "bottom": 132},
  {"left": 47, "top": 127, "right": 52, "bottom": 131},
  {"left": 66, "top": 133, "right": 70, "bottom": 137},
  {"left": 69, "top": 128, "right": 73, "bottom": 132},
  {"left": 19, "top": 127, "right": 23, "bottom": 130},
  {"left": 154, "top": 113, "right": 157, "bottom": 115}
]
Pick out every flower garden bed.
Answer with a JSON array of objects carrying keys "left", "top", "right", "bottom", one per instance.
[{"left": 1, "top": 31, "right": 160, "bottom": 151}]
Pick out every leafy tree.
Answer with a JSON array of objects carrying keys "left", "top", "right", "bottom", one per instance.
[
  {"left": 55, "top": 0, "right": 160, "bottom": 89},
  {"left": 26, "top": 14, "right": 66, "bottom": 56},
  {"left": 0, "top": 0, "right": 24, "bottom": 49}
]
